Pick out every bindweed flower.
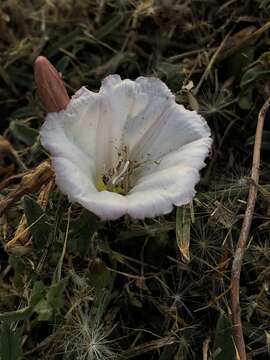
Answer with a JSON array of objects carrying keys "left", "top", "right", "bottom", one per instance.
[{"left": 38, "top": 67, "right": 212, "bottom": 220}]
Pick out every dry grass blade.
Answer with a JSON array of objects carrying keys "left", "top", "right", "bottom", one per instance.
[
  {"left": 176, "top": 205, "right": 192, "bottom": 263},
  {"left": 120, "top": 336, "right": 177, "bottom": 358},
  {"left": 194, "top": 29, "right": 233, "bottom": 95}
]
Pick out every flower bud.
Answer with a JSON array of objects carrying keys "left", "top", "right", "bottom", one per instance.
[{"left": 34, "top": 56, "right": 70, "bottom": 112}]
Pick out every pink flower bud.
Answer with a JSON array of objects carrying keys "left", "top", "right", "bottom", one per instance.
[{"left": 34, "top": 56, "right": 70, "bottom": 113}]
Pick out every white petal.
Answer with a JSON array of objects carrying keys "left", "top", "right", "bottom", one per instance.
[
  {"left": 96, "top": 75, "right": 149, "bottom": 170},
  {"left": 40, "top": 87, "right": 128, "bottom": 220},
  {"left": 40, "top": 115, "right": 95, "bottom": 188},
  {"left": 41, "top": 87, "right": 99, "bottom": 165},
  {"left": 127, "top": 166, "right": 199, "bottom": 219},
  {"left": 51, "top": 156, "right": 127, "bottom": 220},
  {"left": 129, "top": 102, "right": 210, "bottom": 164},
  {"left": 132, "top": 137, "right": 212, "bottom": 181},
  {"left": 79, "top": 191, "right": 127, "bottom": 220},
  {"left": 123, "top": 77, "right": 175, "bottom": 156},
  {"left": 126, "top": 137, "right": 212, "bottom": 219}
]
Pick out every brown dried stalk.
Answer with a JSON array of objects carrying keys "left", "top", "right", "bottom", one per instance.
[{"left": 231, "top": 98, "right": 270, "bottom": 359}]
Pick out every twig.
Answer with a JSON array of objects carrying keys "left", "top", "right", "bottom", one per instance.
[
  {"left": 202, "top": 337, "right": 210, "bottom": 360},
  {"left": 231, "top": 98, "right": 270, "bottom": 359},
  {"left": 54, "top": 206, "right": 71, "bottom": 283}
]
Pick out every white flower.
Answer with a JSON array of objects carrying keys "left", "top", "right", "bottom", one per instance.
[{"left": 40, "top": 75, "right": 212, "bottom": 220}]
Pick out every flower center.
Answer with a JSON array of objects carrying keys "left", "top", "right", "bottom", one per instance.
[{"left": 96, "top": 145, "right": 138, "bottom": 194}]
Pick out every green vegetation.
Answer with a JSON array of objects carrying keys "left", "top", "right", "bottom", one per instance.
[{"left": 1, "top": 1, "right": 270, "bottom": 359}]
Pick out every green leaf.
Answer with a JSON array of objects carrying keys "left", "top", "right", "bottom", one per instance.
[
  {"left": 240, "top": 65, "right": 270, "bottom": 88},
  {"left": 9, "top": 106, "right": 37, "bottom": 119},
  {"left": 47, "top": 28, "right": 83, "bottom": 58},
  {"left": 88, "top": 262, "right": 114, "bottom": 322},
  {"left": 0, "top": 281, "right": 45, "bottom": 322},
  {"left": 95, "top": 13, "right": 124, "bottom": 40},
  {"left": 23, "top": 196, "right": 52, "bottom": 254},
  {"left": 34, "top": 299, "right": 52, "bottom": 321},
  {"left": 10, "top": 120, "right": 38, "bottom": 146},
  {"left": 0, "top": 321, "right": 22, "bottom": 360},
  {"left": 156, "top": 61, "right": 186, "bottom": 91},
  {"left": 8, "top": 256, "right": 25, "bottom": 290},
  {"left": 238, "top": 89, "right": 253, "bottom": 110},
  {"left": 212, "top": 313, "right": 236, "bottom": 360},
  {"left": 30, "top": 281, "right": 46, "bottom": 306},
  {"left": 34, "top": 281, "right": 66, "bottom": 321},
  {"left": 226, "top": 46, "right": 255, "bottom": 82},
  {"left": 0, "top": 305, "right": 34, "bottom": 322},
  {"left": 47, "top": 281, "right": 65, "bottom": 312},
  {"left": 69, "top": 209, "right": 101, "bottom": 256}
]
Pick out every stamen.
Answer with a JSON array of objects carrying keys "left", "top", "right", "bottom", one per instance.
[{"left": 111, "top": 160, "right": 130, "bottom": 185}]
